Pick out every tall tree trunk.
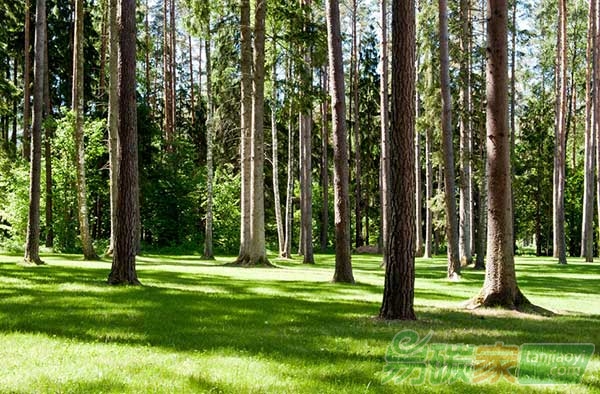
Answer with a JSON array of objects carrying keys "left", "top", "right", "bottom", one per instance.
[
  {"left": 108, "top": 0, "right": 140, "bottom": 285},
  {"left": 189, "top": 34, "right": 195, "bottom": 127},
  {"left": 459, "top": 0, "right": 473, "bottom": 266},
  {"left": 379, "top": 0, "right": 416, "bottom": 320},
  {"left": 327, "top": 0, "right": 354, "bottom": 283},
  {"left": 99, "top": 1, "right": 107, "bottom": 98},
  {"left": 72, "top": 0, "right": 98, "bottom": 260},
  {"left": 44, "top": 27, "right": 53, "bottom": 248},
  {"left": 439, "top": 0, "right": 461, "bottom": 279},
  {"left": 23, "top": 0, "right": 32, "bottom": 161},
  {"left": 468, "top": 0, "right": 530, "bottom": 310},
  {"left": 582, "top": 0, "right": 596, "bottom": 262},
  {"left": 415, "top": 74, "right": 423, "bottom": 257},
  {"left": 283, "top": 59, "right": 295, "bottom": 259},
  {"left": 320, "top": 67, "right": 330, "bottom": 252},
  {"left": 299, "top": 0, "right": 314, "bottom": 264},
  {"left": 424, "top": 126, "right": 433, "bottom": 259},
  {"left": 203, "top": 28, "right": 215, "bottom": 260},
  {"left": 245, "top": 0, "right": 270, "bottom": 266},
  {"left": 163, "top": 0, "right": 174, "bottom": 150},
  {"left": 554, "top": 0, "right": 568, "bottom": 265},
  {"left": 595, "top": 0, "right": 600, "bottom": 251},
  {"left": 24, "top": 0, "right": 46, "bottom": 265},
  {"left": 352, "top": 0, "right": 363, "bottom": 249},
  {"left": 107, "top": 0, "right": 119, "bottom": 256},
  {"left": 237, "top": 0, "right": 253, "bottom": 261},
  {"left": 271, "top": 38, "right": 284, "bottom": 257},
  {"left": 145, "top": 0, "right": 150, "bottom": 102},
  {"left": 379, "top": 0, "right": 390, "bottom": 258}
]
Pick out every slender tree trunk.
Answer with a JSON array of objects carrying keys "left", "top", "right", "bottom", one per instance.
[
  {"left": 379, "top": 0, "right": 389, "bottom": 258},
  {"left": 108, "top": 0, "right": 140, "bottom": 285},
  {"left": 163, "top": 0, "right": 174, "bottom": 150},
  {"left": 379, "top": 0, "right": 416, "bottom": 320},
  {"left": 237, "top": 0, "right": 253, "bottom": 261},
  {"left": 271, "top": 38, "right": 284, "bottom": 257},
  {"left": 72, "top": 0, "right": 98, "bottom": 260},
  {"left": 439, "top": 0, "right": 461, "bottom": 279},
  {"left": 23, "top": 0, "right": 32, "bottom": 161},
  {"left": 468, "top": 0, "right": 530, "bottom": 310},
  {"left": 554, "top": 0, "right": 568, "bottom": 265},
  {"left": 203, "top": 27, "right": 215, "bottom": 260},
  {"left": 44, "top": 28, "right": 53, "bottom": 248},
  {"left": 459, "top": 0, "right": 473, "bottom": 266},
  {"left": 99, "top": 1, "right": 107, "bottom": 98},
  {"left": 145, "top": 0, "right": 150, "bottom": 102},
  {"left": 424, "top": 126, "right": 433, "bottom": 259},
  {"left": 327, "top": 0, "right": 354, "bottom": 283},
  {"left": 299, "top": 0, "right": 314, "bottom": 264},
  {"left": 320, "top": 67, "right": 330, "bottom": 252},
  {"left": 415, "top": 33, "right": 423, "bottom": 257},
  {"left": 582, "top": 0, "right": 596, "bottom": 262},
  {"left": 352, "top": 0, "right": 363, "bottom": 249},
  {"left": 595, "top": 0, "right": 600, "bottom": 251},
  {"left": 189, "top": 34, "right": 195, "bottom": 127},
  {"left": 107, "top": 0, "right": 118, "bottom": 256},
  {"left": 284, "top": 74, "right": 295, "bottom": 258},
  {"left": 170, "top": 0, "right": 176, "bottom": 134},
  {"left": 24, "top": 0, "right": 46, "bottom": 265}
]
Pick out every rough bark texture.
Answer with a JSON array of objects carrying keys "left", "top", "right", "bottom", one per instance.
[
  {"left": 439, "top": 0, "right": 461, "bottom": 278},
  {"left": 107, "top": 0, "right": 118, "bottom": 256},
  {"left": 379, "top": 0, "right": 390, "bottom": 258},
  {"left": 203, "top": 27, "right": 215, "bottom": 260},
  {"left": 459, "top": 0, "right": 473, "bottom": 266},
  {"left": 44, "top": 30, "right": 53, "bottom": 248},
  {"left": 468, "top": 0, "right": 529, "bottom": 310},
  {"left": 327, "top": 0, "right": 354, "bottom": 283},
  {"left": 581, "top": 0, "right": 596, "bottom": 262},
  {"left": 299, "top": 0, "right": 314, "bottom": 264},
  {"left": 108, "top": 0, "right": 140, "bottom": 285},
  {"left": 23, "top": 0, "right": 32, "bottom": 161},
  {"left": 320, "top": 67, "right": 330, "bottom": 252},
  {"left": 553, "top": 0, "right": 568, "bottom": 265},
  {"left": 352, "top": 0, "right": 363, "bottom": 249},
  {"left": 379, "top": 0, "right": 416, "bottom": 320},
  {"left": 72, "top": 0, "right": 98, "bottom": 260},
  {"left": 24, "top": 0, "right": 46, "bottom": 265},
  {"left": 237, "top": 0, "right": 252, "bottom": 260}
]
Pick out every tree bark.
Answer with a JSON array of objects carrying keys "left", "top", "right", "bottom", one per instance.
[
  {"left": 237, "top": 0, "right": 253, "bottom": 261},
  {"left": 23, "top": 0, "right": 32, "bottom": 161},
  {"left": 72, "top": 0, "right": 98, "bottom": 260},
  {"left": 320, "top": 67, "right": 330, "bottom": 252},
  {"left": 468, "top": 0, "right": 529, "bottom": 310},
  {"left": 108, "top": 0, "right": 140, "bottom": 285},
  {"left": 327, "top": 0, "right": 354, "bottom": 283},
  {"left": 581, "top": 0, "right": 596, "bottom": 262},
  {"left": 44, "top": 27, "right": 53, "bottom": 248},
  {"left": 107, "top": 0, "right": 119, "bottom": 256},
  {"left": 271, "top": 38, "right": 284, "bottom": 257},
  {"left": 379, "top": 0, "right": 390, "bottom": 258},
  {"left": 163, "top": 0, "right": 174, "bottom": 150},
  {"left": 24, "top": 0, "right": 46, "bottom": 265},
  {"left": 352, "top": 0, "right": 363, "bottom": 249},
  {"left": 379, "top": 0, "right": 416, "bottom": 320},
  {"left": 189, "top": 34, "right": 195, "bottom": 127},
  {"left": 439, "top": 0, "right": 461, "bottom": 279},
  {"left": 554, "top": 0, "right": 568, "bottom": 265},
  {"left": 459, "top": 0, "right": 473, "bottom": 266},
  {"left": 299, "top": 0, "right": 314, "bottom": 264},
  {"left": 203, "top": 26, "right": 215, "bottom": 260}
]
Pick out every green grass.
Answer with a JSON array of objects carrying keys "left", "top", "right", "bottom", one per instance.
[{"left": 0, "top": 253, "right": 599, "bottom": 393}]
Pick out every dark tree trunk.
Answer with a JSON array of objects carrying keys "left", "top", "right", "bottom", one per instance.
[
  {"left": 327, "top": 0, "right": 354, "bottom": 283},
  {"left": 108, "top": 0, "right": 140, "bottom": 285},
  {"left": 24, "top": 0, "right": 46, "bottom": 265},
  {"left": 379, "top": 0, "right": 416, "bottom": 320}
]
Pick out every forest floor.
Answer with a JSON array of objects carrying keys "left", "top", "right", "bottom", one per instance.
[{"left": 0, "top": 252, "right": 598, "bottom": 393}]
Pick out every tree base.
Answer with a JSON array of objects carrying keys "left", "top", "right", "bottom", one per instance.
[
  {"left": 21, "top": 257, "right": 45, "bottom": 266},
  {"left": 201, "top": 255, "right": 216, "bottom": 261},
  {"left": 228, "top": 255, "right": 276, "bottom": 268},
  {"left": 465, "top": 288, "right": 553, "bottom": 316},
  {"left": 83, "top": 253, "right": 101, "bottom": 261},
  {"left": 107, "top": 275, "right": 142, "bottom": 286}
]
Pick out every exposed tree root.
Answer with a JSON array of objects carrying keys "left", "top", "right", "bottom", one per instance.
[
  {"left": 227, "top": 255, "right": 277, "bottom": 268},
  {"left": 465, "top": 288, "right": 554, "bottom": 316}
]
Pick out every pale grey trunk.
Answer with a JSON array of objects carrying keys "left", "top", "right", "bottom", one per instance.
[
  {"left": 581, "top": 0, "right": 596, "bottom": 262},
  {"left": 352, "top": 0, "right": 363, "bottom": 249},
  {"left": 320, "top": 67, "right": 330, "bottom": 252},
  {"left": 271, "top": 42, "right": 284, "bottom": 257},
  {"left": 72, "top": 0, "right": 98, "bottom": 260},
  {"left": 379, "top": 0, "right": 390, "bottom": 258},
  {"left": 439, "top": 0, "right": 461, "bottom": 278},
  {"left": 415, "top": 56, "right": 423, "bottom": 257},
  {"left": 459, "top": 0, "right": 472, "bottom": 266},
  {"left": 203, "top": 27, "right": 214, "bottom": 260},
  {"left": 107, "top": 0, "right": 118, "bottom": 256},
  {"left": 23, "top": 0, "right": 32, "bottom": 161}
]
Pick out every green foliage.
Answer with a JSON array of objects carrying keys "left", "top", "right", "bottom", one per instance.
[
  {"left": 211, "top": 165, "right": 241, "bottom": 253},
  {"left": 0, "top": 150, "right": 29, "bottom": 251}
]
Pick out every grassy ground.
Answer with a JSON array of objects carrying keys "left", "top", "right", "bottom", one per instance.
[{"left": 0, "top": 252, "right": 598, "bottom": 393}]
